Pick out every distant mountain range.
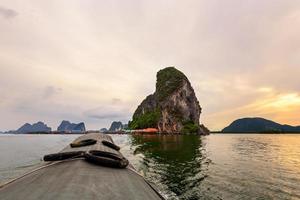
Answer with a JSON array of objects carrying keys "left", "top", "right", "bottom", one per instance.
[
  {"left": 2, "top": 120, "right": 130, "bottom": 134},
  {"left": 222, "top": 117, "right": 300, "bottom": 133},
  {"left": 5, "top": 120, "right": 86, "bottom": 134},
  {"left": 17, "top": 122, "right": 51, "bottom": 134}
]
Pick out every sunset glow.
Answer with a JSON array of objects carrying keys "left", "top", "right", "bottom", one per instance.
[{"left": 265, "top": 93, "right": 300, "bottom": 109}]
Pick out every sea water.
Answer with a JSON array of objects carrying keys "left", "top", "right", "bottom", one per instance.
[{"left": 0, "top": 134, "right": 300, "bottom": 199}]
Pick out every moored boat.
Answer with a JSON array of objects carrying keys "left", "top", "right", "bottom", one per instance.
[{"left": 131, "top": 128, "right": 159, "bottom": 134}]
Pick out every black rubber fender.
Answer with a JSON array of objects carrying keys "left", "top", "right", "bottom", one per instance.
[
  {"left": 102, "top": 140, "right": 121, "bottom": 151},
  {"left": 70, "top": 139, "right": 97, "bottom": 148},
  {"left": 84, "top": 150, "right": 129, "bottom": 168},
  {"left": 43, "top": 151, "right": 85, "bottom": 161}
]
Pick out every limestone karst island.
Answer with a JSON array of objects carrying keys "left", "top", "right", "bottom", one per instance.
[{"left": 129, "top": 67, "right": 209, "bottom": 135}]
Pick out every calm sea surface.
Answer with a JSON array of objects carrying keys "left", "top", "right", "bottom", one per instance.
[{"left": 0, "top": 134, "right": 300, "bottom": 200}]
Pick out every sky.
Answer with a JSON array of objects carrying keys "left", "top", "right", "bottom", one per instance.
[{"left": 0, "top": 0, "right": 300, "bottom": 131}]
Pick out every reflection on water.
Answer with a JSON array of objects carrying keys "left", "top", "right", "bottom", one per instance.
[
  {"left": 114, "top": 134, "right": 300, "bottom": 200},
  {"left": 130, "top": 135, "right": 211, "bottom": 200}
]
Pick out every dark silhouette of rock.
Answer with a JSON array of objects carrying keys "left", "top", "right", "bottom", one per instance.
[
  {"left": 57, "top": 120, "right": 86, "bottom": 133},
  {"left": 17, "top": 122, "right": 51, "bottom": 133},
  {"left": 57, "top": 120, "right": 71, "bottom": 131},
  {"left": 129, "top": 67, "right": 209, "bottom": 135},
  {"left": 109, "top": 121, "right": 123, "bottom": 132},
  {"left": 100, "top": 128, "right": 108, "bottom": 132},
  {"left": 72, "top": 122, "right": 86, "bottom": 132},
  {"left": 222, "top": 117, "right": 300, "bottom": 133}
]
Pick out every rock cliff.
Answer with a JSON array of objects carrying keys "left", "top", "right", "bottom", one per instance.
[
  {"left": 108, "top": 121, "right": 123, "bottom": 132},
  {"left": 129, "top": 67, "right": 209, "bottom": 135}
]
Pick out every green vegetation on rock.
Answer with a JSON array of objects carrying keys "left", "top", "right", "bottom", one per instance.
[
  {"left": 182, "top": 120, "right": 199, "bottom": 134},
  {"left": 156, "top": 67, "right": 187, "bottom": 102},
  {"left": 129, "top": 108, "right": 161, "bottom": 129}
]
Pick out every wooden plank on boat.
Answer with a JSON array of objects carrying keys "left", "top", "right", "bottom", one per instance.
[{"left": 0, "top": 133, "right": 162, "bottom": 200}]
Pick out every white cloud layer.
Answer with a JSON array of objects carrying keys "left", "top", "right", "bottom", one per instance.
[{"left": 0, "top": 0, "right": 300, "bottom": 130}]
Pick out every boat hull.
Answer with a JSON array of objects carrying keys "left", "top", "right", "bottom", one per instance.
[{"left": 0, "top": 133, "right": 162, "bottom": 200}]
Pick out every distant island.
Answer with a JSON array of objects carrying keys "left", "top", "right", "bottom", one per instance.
[
  {"left": 99, "top": 121, "right": 128, "bottom": 133},
  {"left": 108, "top": 121, "right": 122, "bottom": 132},
  {"left": 16, "top": 122, "right": 51, "bottom": 134},
  {"left": 222, "top": 117, "right": 300, "bottom": 133},
  {"left": 100, "top": 128, "right": 108, "bottom": 132},
  {"left": 57, "top": 120, "right": 86, "bottom": 133},
  {"left": 128, "top": 67, "right": 209, "bottom": 135}
]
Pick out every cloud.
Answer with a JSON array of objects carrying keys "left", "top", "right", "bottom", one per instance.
[
  {"left": 88, "top": 114, "right": 125, "bottom": 120},
  {"left": 111, "top": 98, "right": 122, "bottom": 104},
  {"left": 83, "top": 105, "right": 131, "bottom": 123},
  {"left": 1, "top": 0, "right": 300, "bottom": 130},
  {"left": 42, "top": 86, "right": 62, "bottom": 98},
  {"left": 261, "top": 93, "right": 300, "bottom": 109},
  {"left": 0, "top": 6, "right": 17, "bottom": 19}
]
